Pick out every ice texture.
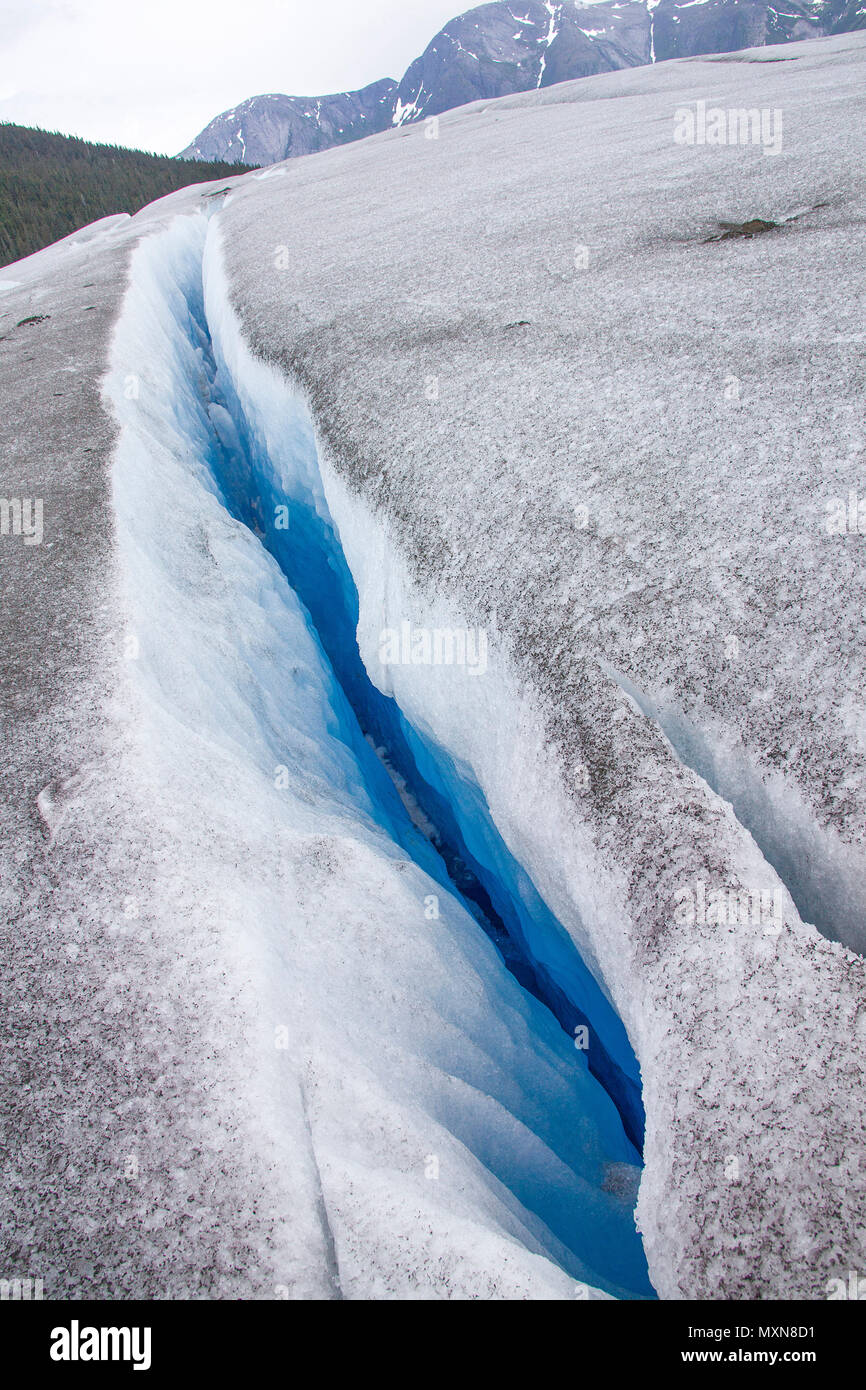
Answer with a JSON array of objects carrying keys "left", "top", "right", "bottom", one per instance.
[{"left": 211, "top": 32, "right": 866, "bottom": 1298}]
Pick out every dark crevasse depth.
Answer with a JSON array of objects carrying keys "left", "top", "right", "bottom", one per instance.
[{"left": 181, "top": 216, "right": 646, "bottom": 1155}]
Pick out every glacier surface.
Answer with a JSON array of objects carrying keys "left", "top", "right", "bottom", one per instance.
[{"left": 1, "top": 30, "right": 865, "bottom": 1301}]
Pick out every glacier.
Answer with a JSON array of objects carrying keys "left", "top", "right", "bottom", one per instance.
[{"left": 1, "top": 29, "right": 865, "bottom": 1301}]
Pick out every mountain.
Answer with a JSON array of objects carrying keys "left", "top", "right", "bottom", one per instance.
[
  {"left": 825, "top": 0, "right": 866, "bottom": 28},
  {"left": 179, "top": 0, "right": 861, "bottom": 166},
  {"left": 650, "top": 0, "right": 822, "bottom": 61},
  {"left": 180, "top": 79, "right": 397, "bottom": 166},
  {"left": 390, "top": 0, "right": 652, "bottom": 124},
  {"left": 0, "top": 122, "right": 248, "bottom": 268}
]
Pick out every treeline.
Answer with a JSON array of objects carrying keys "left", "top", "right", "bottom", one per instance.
[{"left": 0, "top": 123, "right": 252, "bottom": 268}]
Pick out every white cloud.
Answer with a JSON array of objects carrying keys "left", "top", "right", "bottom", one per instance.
[
  {"left": 0, "top": 0, "right": 74, "bottom": 45},
  {"left": 0, "top": 0, "right": 473, "bottom": 154}
]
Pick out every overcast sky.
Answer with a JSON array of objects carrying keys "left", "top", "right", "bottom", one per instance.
[{"left": 0, "top": 0, "right": 480, "bottom": 155}]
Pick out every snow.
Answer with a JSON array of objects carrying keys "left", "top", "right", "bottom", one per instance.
[
  {"left": 538, "top": 1, "right": 563, "bottom": 86},
  {"left": 647, "top": 0, "right": 660, "bottom": 59},
  {"left": 393, "top": 92, "right": 424, "bottom": 126}
]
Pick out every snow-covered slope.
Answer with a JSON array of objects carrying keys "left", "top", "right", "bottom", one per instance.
[{"left": 1, "top": 30, "right": 865, "bottom": 1300}]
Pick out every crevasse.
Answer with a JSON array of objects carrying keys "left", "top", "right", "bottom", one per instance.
[
  {"left": 108, "top": 205, "right": 655, "bottom": 1296},
  {"left": 603, "top": 661, "right": 866, "bottom": 956},
  {"left": 201, "top": 216, "right": 645, "bottom": 1151}
]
